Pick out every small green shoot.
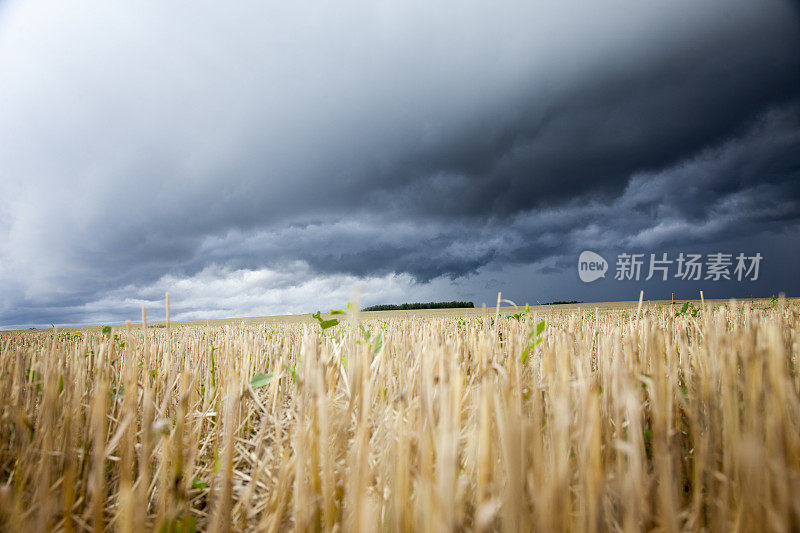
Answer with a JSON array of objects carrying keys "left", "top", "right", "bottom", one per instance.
[
  {"left": 508, "top": 304, "right": 530, "bottom": 322},
  {"left": 755, "top": 295, "right": 779, "bottom": 310},
  {"left": 209, "top": 343, "right": 216, "bottom": 389},
  {"left": 675, "top": 302, "right": 700, "bottom": 317},
  {"left": 358, "top": 324, "right": 384, "bottom": 354},
  {"left": 284, "top": 364, "right": 297, "bottom": 384},
  {"left": 521, "top": 320, "right": 546, "bottom": 363},
  {"left": 250, "top": 372, "right": 274, "bottom": 389},
  {"left": 312, "top": 311, "right": 340, "bottom": 331}
]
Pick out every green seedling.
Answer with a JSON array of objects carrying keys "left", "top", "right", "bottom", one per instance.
[
  {"left": 675, "top": 302, "right": 700, "bottom": 317},
  {"left": 754, "top": 295, "right": 779, "bottom": 310},
  {"left": 508, "top": 304, "right": 531, "bottom": 322},
  {"left": 312, "top": 311, "right": 340, "bottom": 331},
  {"left": 250, "top": 372, "right": 274, "bottom": 389},
  {"left": 209, "top": 343, "right": 216, "bottom": 389},
  {"left": 284, "top": 364, "right": 297, "bottom": 384},
  {"left": 358, "top": 324, "right": 383, "bottom": 354},
  {"left": 521, "top": 320, "right": 546, "bottom": 363},
  {"left": 25, "top": 368, "right": 43, "bottom": 391}
]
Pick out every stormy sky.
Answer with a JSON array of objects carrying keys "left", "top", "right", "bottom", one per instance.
[{"left": 1, "top": 0, "right": 799, "bottom": 328}]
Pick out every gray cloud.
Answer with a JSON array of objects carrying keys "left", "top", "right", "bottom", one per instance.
[{"left": 1, "top": 0, "right": 799, "bottom": 327}]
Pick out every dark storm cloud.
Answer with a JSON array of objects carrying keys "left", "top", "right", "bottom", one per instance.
[
  {"left": 159, "top": 100, "right": 800, "bottom": 286},
  {"left": 371, "top": 45, "right": 800, "bottom": 219},
  {"left": 1, "top": 0, "right": 799, "bottom": 327}
]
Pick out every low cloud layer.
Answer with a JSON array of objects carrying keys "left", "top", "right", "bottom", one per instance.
[{"left": 1, "top": 0, "right": 799, "bottom": 328}]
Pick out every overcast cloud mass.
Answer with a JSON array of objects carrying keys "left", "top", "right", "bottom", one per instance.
[{"left": 1, "top": 0, "right": 799, "bottom": 328}]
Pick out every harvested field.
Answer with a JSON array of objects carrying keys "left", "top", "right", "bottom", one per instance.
[{"left": 1, "top": 298, "right": 799, "bottom": 531}]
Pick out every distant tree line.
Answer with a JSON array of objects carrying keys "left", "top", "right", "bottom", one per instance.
[
  {"left": 542, "top": 300, "right": 582, "bottom": 305},
  {"left": 361, "top": 301, "right": 475, "bottom": 312}
]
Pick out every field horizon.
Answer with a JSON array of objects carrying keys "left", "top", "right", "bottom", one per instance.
[{"left": 7, "top": 296, "right": 792, "bottom": 333}]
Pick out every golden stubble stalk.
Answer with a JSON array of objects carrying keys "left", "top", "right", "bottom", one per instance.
[
  {"left": 210, "top": 379, "right": 240, "bottom": 533},
  {"left": 117, "top": 321, "right": 138, "bottom": 533},
  {"left": 89, "top": 347, "right": 109, "bottom": 533}
]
